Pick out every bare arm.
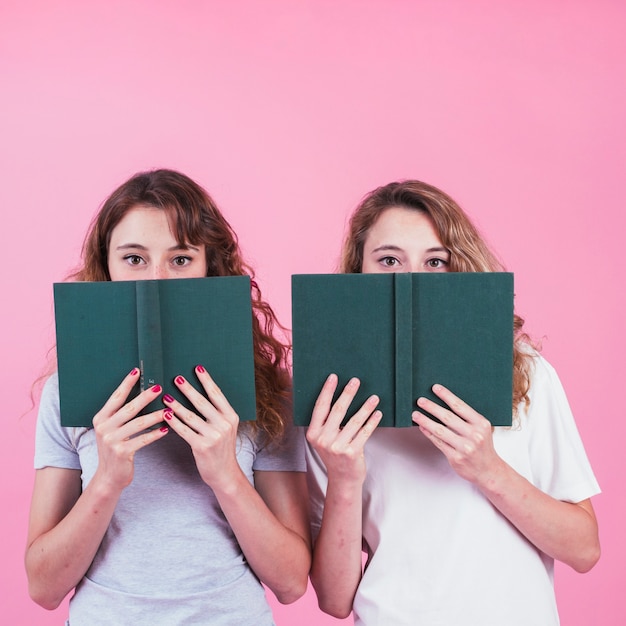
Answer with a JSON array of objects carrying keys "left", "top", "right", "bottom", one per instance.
[
  {"left": 162, "top": 367, "right": 312, "bottom": 604},
  {"left": 231, "top": 469, "right": 311, "bottom": 604},
  {"left": 26, "top": 467, "right": 121, "bottom": 609},
  {"left": 25, "top": 370, "right": 170, "bottom": 609},
  {"left": 413, "top": 384, "right": 600, "bottom": 573},
  {"left": 305, "top": 375, "right": 382, "bottom": 618}
]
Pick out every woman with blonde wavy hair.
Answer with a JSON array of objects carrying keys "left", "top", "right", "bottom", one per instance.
[
  {"left": 306, "top": 180, "right": 600, "bottom": 625},
  {"left": 25, "top": 169, "right": 310, "bottom": 625}
]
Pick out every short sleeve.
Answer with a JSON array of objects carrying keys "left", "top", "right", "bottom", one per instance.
[
  {"left": 34, "top": 373, "right": 82, "bottom": 471},
  {"left": 252, "top": 398, "right": 306, "bottom": 472},
  {"left": 525, "top": 356, "right": 600, "bottom": 503}
]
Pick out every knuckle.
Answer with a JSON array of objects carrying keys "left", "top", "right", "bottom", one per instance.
[
  {"left": 94, "top": 420, "right": 106, "bottom": 436},
  {"left": 435, "top": 411, "right": 448, "bottom": 424},
  {"left": 101, "top": 431, "right": 115, "bottom": 447},
  {"left": 313, "top": 435, "right": 330, "bottom": 452},
  {"left": 473, "top": 421, "right": 490, "bottom": 441},
  {"left": 449, "top": 399, "right": 464, "bottom": 413},
  {"left": 198, "top": 438, "right": 215, "bottom": 455},
  {"left": 133, "top": 413, "right": 147, "bottom": 431},
  {"left": 110, "top": 387, "right": 127, "bottom": 404},
  {"left": 328, "top": 441, "right": 343, "bottom": 456},
  {"left": 119, "top": 403, "right": 136, "bottom": 421},
  {"left": 206, "top": 380, "right": 221, "bottom": 397}
]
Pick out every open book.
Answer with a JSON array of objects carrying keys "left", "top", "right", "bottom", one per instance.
[
  {"left": 54, "top": 276, "right": 257, "bottom": 427},
  {"left": 292, "top": 273, "right": 514, "bottom": 427}
]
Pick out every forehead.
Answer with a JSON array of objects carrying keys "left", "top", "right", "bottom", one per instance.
[
  {"left": 364, "top": 206, "right": 441, "bottom": 246},
  {"left": 110, "top": 206, "right": 175, "bottom": 241}
]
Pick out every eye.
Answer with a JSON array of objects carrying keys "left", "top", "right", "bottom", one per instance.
[
  {"left": 380, "top": 256, "right": 400, "bottom": 267},
  {"left": 123, "top": 254, "right": 145, "bottom": 266},
  {"left": 172, "top": 255, "right": 192, "bottom": 267},
  {"left": 426, "top": 258, "right": 448, "bottom": 269}
]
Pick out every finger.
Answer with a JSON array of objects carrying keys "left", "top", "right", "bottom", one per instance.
[
  {"left": 428, "top": 384, "right": 483, "bottom": 423},
  {"left": 324, "top": 377, "right": 363, "bottom": 432},
  {"left": 412, "top": 409, "right": 458, "bottom": 450},
  {"left": 416, "top": 418, "right": 454, "bottom": 453},
  {"left": 354, "top": 409, "right": 383, "bottom": 441},
  {"left": 117, "top": 408, "right": 171, "bottom": 440},
  {"left": 109, "top": 383, "right": 164, "bottom": 427},
  {"left": 94, "top": 368, "right": 162, "bottom": 428},
  {"left": 192, "top": 365, "right": 235, "bottom": 415},
  {"left": 124, "top": 418, "right": 170, "bottom": 452},
  {"left": 309, "top": 374, "right": 340, "bottom": 431},
  {"left": 170, "top": 373, "right": 221, "bottom": 422},
  {"left": 93, "top": 367, "right": 140, "bottom": 424},
  {"left": 162, "top": 405, "right": 208, "bottom": 442},
  {"left": 415, "top": 396, "right": 457, "bottom": 428},
  {"left": 338, "top": 395, "right": 381, "bottom": 442},
  {"left": 162, "top": 391, "right": 212, "bottom": 435}
]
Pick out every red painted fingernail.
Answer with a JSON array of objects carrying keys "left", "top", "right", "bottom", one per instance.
[
  {"left": 175, "top": 376, "right": 185, "bottom": 385},
  {"left": 163, "top": 394, "right": 174, "bottom": 403},
  {"left": 163, "top": 409, "right": 173, "bottom": 420},
  {"left": 196, "top": 364, "right": 205, "bottom": 373},
  {"left": 159, "top": 426, "right": 169, "bottom": 433},
  {"left": 130, "top": 367, "right": 139, "bottom": 376},
  {"left": 151, "top": 384, "right": 162, "bottom": 393}
]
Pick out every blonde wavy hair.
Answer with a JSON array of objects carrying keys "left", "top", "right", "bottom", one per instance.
[
  {"left": 67, "top": 168, "right": 290, "bottom": 441},
  {"left": 340, "top": 179, "right": 535, "bottom": 413}
]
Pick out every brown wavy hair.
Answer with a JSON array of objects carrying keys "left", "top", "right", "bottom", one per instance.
[
  {"left": 340, "top": 179, "right": 535, "bottom": 414},
  {"left": 69, "top": 168, "right": 289, "bottom": 441}
]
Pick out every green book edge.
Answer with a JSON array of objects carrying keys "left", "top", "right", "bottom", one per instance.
[
  {"left": 54, "top": 276, "right": 257, "bottom": 427},
  {"left": 291, "top": 273, "right": 514, "bottom": 428}
]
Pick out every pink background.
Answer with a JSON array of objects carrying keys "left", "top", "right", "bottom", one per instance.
[{"left": 2, "top": 1, "right": 624, "bottom": 623}]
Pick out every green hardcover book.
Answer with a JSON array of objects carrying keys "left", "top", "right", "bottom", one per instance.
[
  {"left": 54, "top": 276, "right": 257, "bottom": 427},
  {"left": 292, "top": 273, "right": 514, "bottom": 427}
]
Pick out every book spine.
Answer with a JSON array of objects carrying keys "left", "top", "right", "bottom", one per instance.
[
  {"left": 394, "top": 273, "right": 413, "bottom": 426},
  {"left": 135, "top": 280, "right": 165, "bottom": 392}
]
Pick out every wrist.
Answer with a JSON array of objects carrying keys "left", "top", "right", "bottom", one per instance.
[
  {"left": 324, "top": 457, "right": 367, "bottom": 487},
  {"left": 206, "top": 464, "right": 249, "bottom": 499},
  {"left": 87, "top": 466, "right": 132, "bottom": 499},
  {"left": 326, "top": 475, "right": 364, "bottom": 505},
  {"left": 474, "top": 456, "right": 510, "bottom": 497},
  {"left": 85, "top": 471, "right": 125, "bottom": 506}
]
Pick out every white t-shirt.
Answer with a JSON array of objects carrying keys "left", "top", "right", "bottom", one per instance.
[
  {"left": 34, "top": 374, "right": 306, "bottom": 626},
  {"left": 307, "top": 355, "right": 600, "bottom": 626}
]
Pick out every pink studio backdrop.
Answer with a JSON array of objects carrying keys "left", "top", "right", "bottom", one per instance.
[{"left": 2, "top": 1, "right": 624, "bottom": 624}]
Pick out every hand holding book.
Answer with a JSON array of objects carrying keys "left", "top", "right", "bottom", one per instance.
[
  {"left": 90, "top": 368, "right": 169, "bottom": 492},
  {"left": 306, "top": 374, "right": 382, "bottom": 484},
  {"left": 161, "top": 365, "right": 244, "bottom": 492},
  {"left": 413, "top": 383, "right": 503, "bottom": 484}
]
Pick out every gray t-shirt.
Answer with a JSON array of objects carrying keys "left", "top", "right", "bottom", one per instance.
[{"left": 34, "top": 374, "right": 305, "bottom": 625}]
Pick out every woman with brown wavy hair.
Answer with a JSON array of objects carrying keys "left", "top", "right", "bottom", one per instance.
[
  {"left": 25, "top": 169, "right": 310, "bottom": 625},
  {"left": 306, "top": 180, "right": 600, "bottom": 625}
]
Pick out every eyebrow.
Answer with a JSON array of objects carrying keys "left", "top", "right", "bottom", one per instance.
[
  {"left": 370, "top": 244, "right": 449, "bottom": 255},
  {"left": 113, "top": 243, "right": 202, "bottom": 252}
]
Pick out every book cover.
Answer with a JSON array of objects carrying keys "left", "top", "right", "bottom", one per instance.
[
  {"left": 54, "top": 276, "right": 257, "bottom": 427},
  {"left": 292, "top": 273, "right": 514, "bottom": 427}
]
